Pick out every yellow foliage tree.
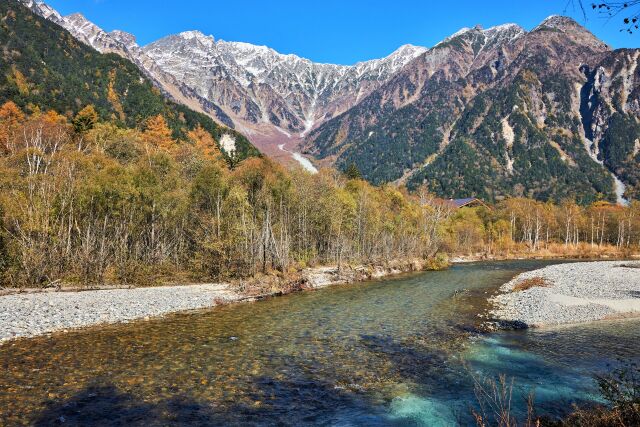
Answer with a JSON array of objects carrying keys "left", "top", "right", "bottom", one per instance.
[
  {"left": 0, "top": 101, "right": 25, "bottom": 153},
  {"left": 42, "top": 110, "right": 68, "bottom": 125},
  {"left": 107, "top": 69, "right": 125, "bottom": 121},
  {"left": 188, "top": 125, "right": 222, "bottom": 161},
  {"left": 11, "top": 67, "right": 29, "bottom": 95},
  {"left": 143, "top": 114, "right": 174, "bottom": 150}
]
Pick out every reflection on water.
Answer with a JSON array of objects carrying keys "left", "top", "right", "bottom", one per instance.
[{"left": 0, "top": 261, "right": 638, "bottom": 426}]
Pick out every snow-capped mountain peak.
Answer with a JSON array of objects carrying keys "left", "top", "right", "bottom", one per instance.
[
  {"left": 179, "top": 30, "right": 216, "bottom": 47},
  {"left": 436, "top": 23, "right": 524, "bottom": 49},
  {"left": 141, "top": 30, "right": 428, "bottom": 136},
  {"left": 18, "top": 0, "right": 430, "bottom": 143},
  {"left": 536, "top": 15, "right": 578, "bottom": 30},
  {"left": 20, "top": 0, "right": 63, "bottom": 22}
]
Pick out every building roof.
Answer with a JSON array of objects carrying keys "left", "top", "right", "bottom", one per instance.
[
  {"left": 450, "top": 198, "right": 479, "bottom": 208},
  {"left": 425, "top": 197, "right": 491, "bottom": 210}
]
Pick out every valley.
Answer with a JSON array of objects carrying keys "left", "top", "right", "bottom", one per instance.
[{"left": 2, "top": 2, "right": 640, "bottom": 425}]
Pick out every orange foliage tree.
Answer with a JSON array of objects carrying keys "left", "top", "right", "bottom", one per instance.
[
  {"left": 188, "top": 125, "right": 222, "bottom": 161},
  {"left": 143, "top": 114, "right": 174, "bottom": 150},
  {"left": 0, "top": 101, "right": 25, "bottom": 153}
]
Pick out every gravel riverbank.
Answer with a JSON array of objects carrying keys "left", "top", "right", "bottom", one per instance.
[
  {"left": 0, "top": 284, "right": 242, "bottom": 342},
  {"left": 0, "top": 259, "right": 432, "bottom": 343},
  {"left": 490, "top": 261, "right": 640, "bottom": 327}
]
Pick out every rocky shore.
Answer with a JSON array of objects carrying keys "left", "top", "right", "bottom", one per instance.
[
  {"left": 0, "top": 259, "right": 435, "bottom": 343},
  {"left": 0, "top": 283, "right": 244, "bottom": 342},
  {"left": 490, "top": 261, "right": 640, "bottom": 328}
]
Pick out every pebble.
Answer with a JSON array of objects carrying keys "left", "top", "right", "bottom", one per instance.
[
  {"left": 0, "top": 284, "right": 240, "bottom": 343},
  {"left": 490, "top": 261, "right": 640, "bottom": 327}
]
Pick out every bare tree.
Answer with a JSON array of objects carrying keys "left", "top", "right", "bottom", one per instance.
[{"left": 573, "top": 1, "right": 640, "bottom": 33}]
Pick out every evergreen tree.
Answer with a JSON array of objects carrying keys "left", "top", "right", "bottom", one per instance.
[
  {"left": 345, "top": 162, "right": 363, "bottom": 180},
  {"left": 73, "top": 105, "right": 99, "bottom": 134}
]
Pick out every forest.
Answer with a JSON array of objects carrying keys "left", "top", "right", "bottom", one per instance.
[
  {"left": 0, "top": 102, "right": 637, "bottom": 288},
  {"left": 0, "top": 0, "right": 259, "bottom": 162}
]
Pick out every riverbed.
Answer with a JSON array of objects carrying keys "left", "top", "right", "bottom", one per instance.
[{"left": 1, "top": 260, "right": 638, "bottom": 425}]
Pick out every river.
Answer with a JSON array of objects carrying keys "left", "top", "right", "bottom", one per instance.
[{"left": 0, "top": 260, "right": 638, "bottom": 426}]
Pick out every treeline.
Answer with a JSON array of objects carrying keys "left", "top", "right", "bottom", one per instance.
[
  {"left": 0, "top": 104, "right": 637, "bottom": 287},
  {"left": 0, "top": 103, "right": 444, "bottom": 287},
  {"left": 441, "top": 197, "right": 639, "bottom": 255}
]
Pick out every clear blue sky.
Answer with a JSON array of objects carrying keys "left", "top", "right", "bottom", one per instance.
[{"left": 46, "top": 0, "right": 638, "bottom": 65}]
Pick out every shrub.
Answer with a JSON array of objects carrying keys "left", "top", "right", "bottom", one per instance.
[
  {"left": 425, "top": 253, "right": 451, "bottom": 271},
  {"left": 512, "top": 277, "right": 550, "bottom": 292}
]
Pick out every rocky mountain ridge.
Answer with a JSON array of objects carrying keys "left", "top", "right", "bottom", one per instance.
[
  {"left": 18, "top": 1, "right": 640, "bottom": 203},
  {"left": 20, "top": 0, "right": 428, "bottom": 159},
  {"left": 304, "top": 15, "right": 639, "bottom": 203},
  {"left": 142, "top": 31, "right": 427, "bottom": 156}
]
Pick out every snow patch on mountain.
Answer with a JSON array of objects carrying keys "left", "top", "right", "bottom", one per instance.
[{"left": 436, "top": 23, "right": 525, "bottom": 49}]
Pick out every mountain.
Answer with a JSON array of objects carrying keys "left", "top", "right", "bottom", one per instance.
[
  {"left": 19, "top": 0, "right": 236, "bottom": 128},
  {"left": 304, "top": 16, "right": 640, "bottom": 203},
  {"left": 141, "top": 33, "right": 427, "bottom": 158},
  {"left": 143, "top": 33, "right": 426, "bottom": 134},
  {"left": 18, "top": 0, "right": 427, "bottom": 161},
  {"left": 17, "top": 0, "right": 640, "bottom": 203},
  {"left": 3, "top": 0, "right": 259, "bottom": 161}
]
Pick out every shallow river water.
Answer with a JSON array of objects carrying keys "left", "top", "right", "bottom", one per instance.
[{"left": 0, "top": 260, "right": 639, "bottom": 426}]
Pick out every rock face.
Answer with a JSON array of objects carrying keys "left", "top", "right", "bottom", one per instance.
[
  {"left": 142, "top": 32, "right": 426, "bottom": 138},
  {"left": 305, "top": 16, "right": 640, "bottom": 203}
]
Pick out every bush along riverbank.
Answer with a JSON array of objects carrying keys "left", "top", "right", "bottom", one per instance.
[{"left": 1, "top": 104, "right": 639, "bottom": 290}]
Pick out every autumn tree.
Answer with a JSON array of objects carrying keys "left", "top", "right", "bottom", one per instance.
[
  {"left": 188, "top": 125, "right": 222, "bottom": 162},
  {"left": 143, "top": 114, "right": 174, "bottom": 150},
  {"left": 0, "top": 101, "right": 24, "bottom": 153},
  {"left": 72, "top": 105, "right": 99, "bottom": 134}
]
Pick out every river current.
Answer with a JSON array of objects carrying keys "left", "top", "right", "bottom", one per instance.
[{"left": 0, "top": 260, "right": 638, "bottom": 426}]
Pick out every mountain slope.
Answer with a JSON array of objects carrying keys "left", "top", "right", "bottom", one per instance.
[
  {"left": 15, "top": 0, "right": 639, "bottom": 203},
  {"left": 141, "top": 32, "right": 427, "bottom": 160},
  {"left": 304, "top": 16, "right": 637, "bottom": 204},
  {"left": 19, "top": 0, "right": 236, "bottom": 128},
  {"left": 2, "top": 0, "right": 259, "bottom": 161},
  {"left": 143, "top": 33, "right": 426, "bottom": 134},
  {"left": 19, "top": 0, "right": 428, "bottom": 162}
]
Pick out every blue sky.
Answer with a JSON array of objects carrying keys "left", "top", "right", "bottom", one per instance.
[{"left": 47, "top": 0, "right": 638, "bottom": 64}]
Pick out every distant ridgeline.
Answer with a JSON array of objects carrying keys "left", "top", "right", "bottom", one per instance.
[
  {"left": 0, "top": 0, "right": 260, "bottom": 162},
  {"left": 304, "top": 18, "right": 640, "bottom": 204}
]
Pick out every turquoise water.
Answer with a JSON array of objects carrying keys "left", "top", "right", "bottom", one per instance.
[{"left": 0, "top": 260, "right": 638, "bottom": 425}]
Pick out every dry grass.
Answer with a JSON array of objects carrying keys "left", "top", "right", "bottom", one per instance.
[
  {"left": 512, "top": 277, "right": 550, "bottom": 292},
  {"left": 548, "top": 403, "right": 640, "bottom": 427},
  {"left": 486, "top": 242, "right": 632, "bottom": 260}
]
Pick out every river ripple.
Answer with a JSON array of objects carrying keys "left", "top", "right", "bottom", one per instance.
[{"left": 0, "top": 260, "right": 638, "bottom": 426}]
